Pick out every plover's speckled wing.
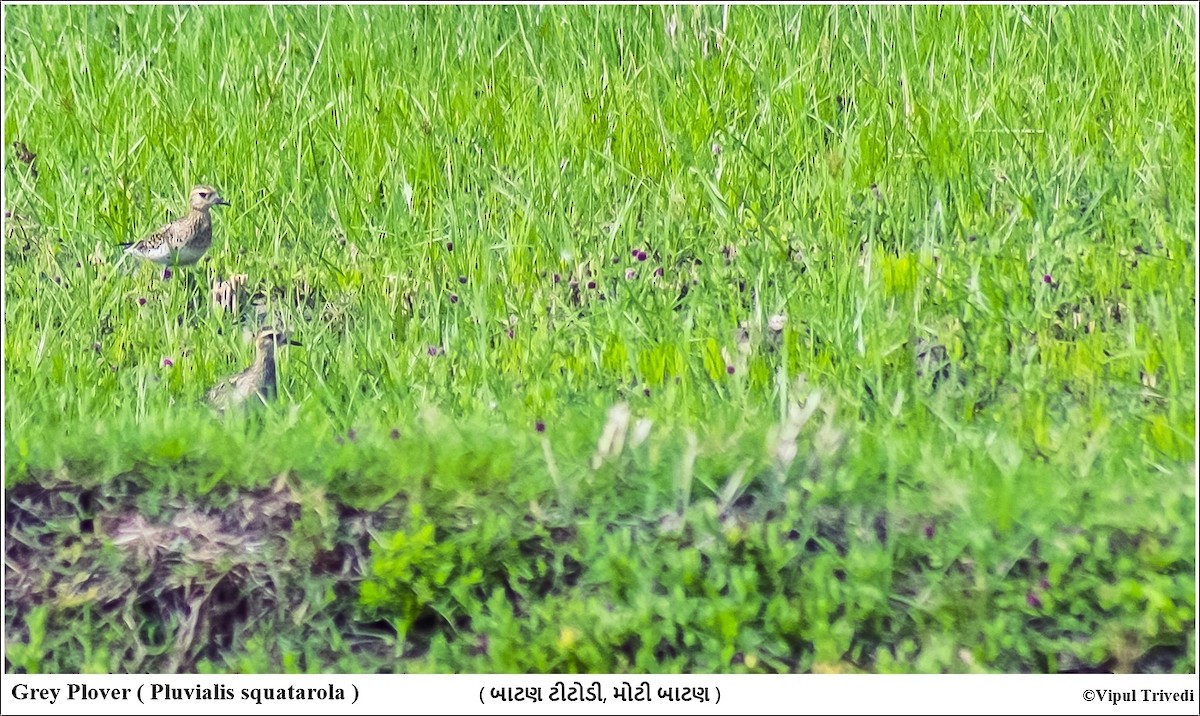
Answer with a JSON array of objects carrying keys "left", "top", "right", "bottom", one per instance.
[
  {"left": 206, "top": 370, "right": 256, "bottom": 412},
  {"left": 205, "top": 377, "right": 232, "bottom": 409},
  {"left": 126, "top": 214, "right": 212, "bottom": 266},
  {"left": 124, "top": 220, "right": 183, "bottom": 263}
]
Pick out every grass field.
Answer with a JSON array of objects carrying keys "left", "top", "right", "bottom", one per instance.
[{"left": 2, "top": 4, "right": 1196, "bottom": 674}]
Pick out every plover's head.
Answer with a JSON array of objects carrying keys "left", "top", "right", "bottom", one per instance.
[
  {"left": 189, "top": 185, "right": 230, "bottom": 211},
  {"left": 255, "top": 326, "right": 301, "bottom": 351}
]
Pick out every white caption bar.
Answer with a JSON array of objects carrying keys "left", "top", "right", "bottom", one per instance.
[{"left": 3, "top": 674, "right": 1198, "bottom": 715}]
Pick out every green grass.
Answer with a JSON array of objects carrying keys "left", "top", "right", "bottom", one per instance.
[{"left": 3, "top": 4, "right": 1195, "bottom": 674}]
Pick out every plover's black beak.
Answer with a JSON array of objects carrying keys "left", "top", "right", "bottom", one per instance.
[{"left": 216, "top": 196, "right": 231, "bottom": 206}]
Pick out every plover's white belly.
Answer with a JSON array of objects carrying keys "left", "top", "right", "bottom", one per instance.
[
  {"left": 171, "top": 243, "right": 209, "bottom": 265},
  {"left": 130, "top": 243, "right": 208, "bottom": 266}
]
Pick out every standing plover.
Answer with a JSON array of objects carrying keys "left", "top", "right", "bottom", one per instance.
[{"left": 123, "top": 185, "right": 229, "bottom": 269}]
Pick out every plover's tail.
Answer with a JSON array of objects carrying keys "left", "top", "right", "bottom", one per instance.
[{"left": 115, "top": 243, "right": 138, "bottom": 272}]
